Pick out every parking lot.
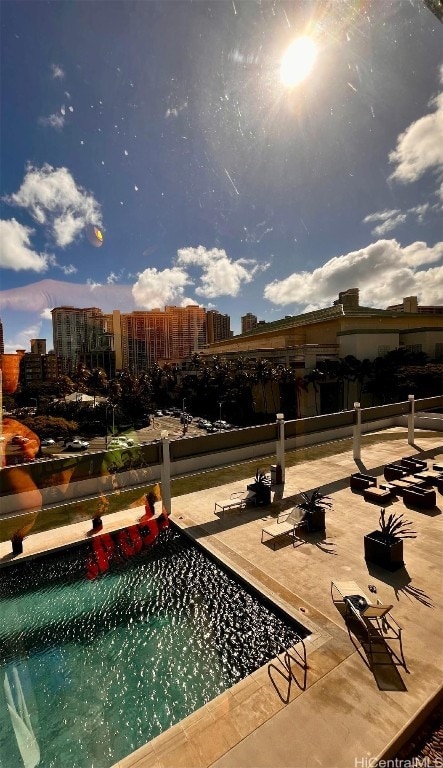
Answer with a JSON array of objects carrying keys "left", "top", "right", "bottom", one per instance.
[{"left": 41, "top": 412, "right": 230, "bottom": 457}]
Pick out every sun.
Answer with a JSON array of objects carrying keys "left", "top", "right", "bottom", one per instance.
[{"left": 280, "top": 36, "right": 317, "bottom": 88}]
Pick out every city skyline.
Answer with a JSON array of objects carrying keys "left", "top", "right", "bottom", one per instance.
[{"left": 1, "top": 1, "right": 442, "bottom": 353}]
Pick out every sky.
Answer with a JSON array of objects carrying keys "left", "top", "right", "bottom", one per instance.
[{"left": 1, "top": 0, "right": 442, "bottom": 353}]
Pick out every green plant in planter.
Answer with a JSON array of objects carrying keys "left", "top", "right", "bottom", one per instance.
[
  {"left": 364, "top": 509, "right": 416, "bottom": 571},
  {"left": 247, "top": 468, "right": 271, "bottom": 505},
  {"left": 298, "top": 488, "right": 332, "bottom": 532},
  {"left": 378, "top": 508, "right": 416, "bottom": 543}
]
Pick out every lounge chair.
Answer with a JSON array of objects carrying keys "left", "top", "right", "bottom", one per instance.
[
  {"left": 261, "top": 506, "right": 307, "bottom": 549},
  {"left": 214, "top": 490, "right": 255, "bottom": 517},
  {"left": 350, "top": 473, "right": 376, "bottom": 492},
  {"left": 331, "top": 580, "right": 405, "bottom": 668}
]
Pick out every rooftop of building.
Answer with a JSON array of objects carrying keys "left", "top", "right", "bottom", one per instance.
[{"left": 236, "top": 289, "right": 442, "bottom": 340}]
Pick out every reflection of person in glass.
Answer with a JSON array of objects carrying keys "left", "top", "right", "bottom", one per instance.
[{"left": 1, "top": 418, "right": 43, "bottom": 546}]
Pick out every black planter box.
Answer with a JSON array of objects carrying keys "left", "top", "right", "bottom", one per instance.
[
  {"left": 247, "top": 482, "right": 271, "bottom": 506},
  {"left": 300, "top": 505, "right": 326, "bottom": 533},
  {"left": 364, "top": 530, "right": 404, "bottom": 571},
  {"left": 11, "top": 537, "right": 23, "bottom": 555}
]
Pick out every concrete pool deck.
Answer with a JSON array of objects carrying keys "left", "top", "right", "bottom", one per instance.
[{"left": 1, "top": 427, "right": 442, "bottom": 768}]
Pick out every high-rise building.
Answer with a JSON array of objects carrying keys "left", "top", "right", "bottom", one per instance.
[
  {"left": 0, "top": 318, "right": 4, "bottom": 355},
  {"left": 52, "top": 306, "right": 114, "bottom": 376},
  {"left": 106, "top": 305, "right": 208, "bottom": 372},
  {"left": 241, "top": 313, "right": 258, "bottom": 334},
  {"left": 206, "top": 310, "right": 231, "bottom": 344}
]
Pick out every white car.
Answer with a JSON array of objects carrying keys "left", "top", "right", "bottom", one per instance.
[
  {"left": 65, "top": 438, "right": 89, "bottom": 451},
  {"left": 108, "top": 436, "right": 135, "bottom": 449},
  {"left": 41, "top": 438, "right": 55, "bottom": 446}
]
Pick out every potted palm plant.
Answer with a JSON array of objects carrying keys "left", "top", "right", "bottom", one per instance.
[
  {"left": 10, "top": 516, "right": 38, "bottom": 556},
  {"left": 364, "top": 508, "right": 416, "bottom": 571},
  {"left": 298, "top": 488, "right": 331, "bottom": 532},
  {"left": 247, "top": 469, "right": 272, "bottom": 505}
]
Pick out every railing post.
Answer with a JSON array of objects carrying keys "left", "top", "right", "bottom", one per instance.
[
  {"left": 408, "top": 395, "right": 415, "bottom": 446},
  {"left": 353, "top": 402, "right": 361, "bottom": 461},
  {"left": 276, "top": 412, "right": 285, "bottom": 483},
  {"left": 160, "top": 431, "right": 172, "bottom": 515}
]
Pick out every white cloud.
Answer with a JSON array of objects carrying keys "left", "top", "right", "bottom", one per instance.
[
  {"left": 39, "top": 113, "right": 65, "bottom": 130},
  {"left": 4, "top": 323, "right": 42, "bottom": 353},
  {"left": 40, "top": 308, "right": 53, "bottom": 320},
  {"left": 60, "top": 264, "right": 77, "bottom": 275},
  {"left": 389, "top": 86, "right": 443, "bottom": 185},
  {"left": 264, "top": 239, "right": 443, "bottom": 309},
  {"left": 51, "top": 64, "right": 64, "bottom": 79},
  {"left": 176, "top": 245, "right": 266, "bottom": 298},
  {"left": 363, "top": 203, "right": 431, "bottom": 236},
  {"left": 180, "top": 297, "right": 200, "bottom": 307},
  {"left": 132, "top": 267, "right": 191, "bottom": 309},
  {"left": 5, "top": 164, "right": 102, "bottom": 247},
  {"left": 86, "top": 279, "right": 102, "bottom": 290},
  {"left": 0, "top": 219, "right": 50, "bottom": 272},
  {"left": 369, "top": 212, "right": 407, "bottom": 237}
]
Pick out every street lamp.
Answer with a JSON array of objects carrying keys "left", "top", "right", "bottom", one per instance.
[{"left": 182, "top": 398, "right": 187, "bottom": 435}]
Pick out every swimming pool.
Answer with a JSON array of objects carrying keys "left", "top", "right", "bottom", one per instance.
[{"left": 0, "top": 528, "right": 307, "bottom": 768}]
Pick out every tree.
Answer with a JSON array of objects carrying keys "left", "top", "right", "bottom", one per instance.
[{"left": 303, "top": 369, "right": 324, "bottom": 415}]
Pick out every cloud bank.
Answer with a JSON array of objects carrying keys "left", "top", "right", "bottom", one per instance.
[
  {"left": 0, "top": 219, "right": 51, "bottom": 272},
  {"left": 5, "top": 163, "right": 102, "bottom": 248},
  {"left": 389, "top": 68, "right": 443, "bottom": 191},
  {"left": 264, "top": 239, "right": 443, "bottom": 310}
]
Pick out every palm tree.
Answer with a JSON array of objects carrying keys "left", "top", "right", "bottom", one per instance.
[
  {"left": 89, "top": 367, "right": 108, "bottom": 407},
  {"left": 303, "top": 368, "right": 324, "bottom": 415}
]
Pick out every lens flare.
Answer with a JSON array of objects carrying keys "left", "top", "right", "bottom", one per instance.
[{"left": 280, "top": 36, "right": 317, "bottom": 87}]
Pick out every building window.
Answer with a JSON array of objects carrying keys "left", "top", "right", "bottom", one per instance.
[{"left": 403, "top": 344, "right": 422, "bottom": 355}]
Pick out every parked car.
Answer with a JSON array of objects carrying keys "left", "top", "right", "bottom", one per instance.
[
  {"left": 65, "top": 438, "right": 89, "bottom": 451},
  {"left": 12, "top": 435, "right": 30, "bottom": 444},
  {"left": 213, "top": 420, "right": 229, "bottom": 429},
  {"left": 180, "top": 413, "right": 193, "bottom": 424},
  {"left": 205, "top": 424, "right": 218, "bottom": 433},
  {"left": 154, "top": 410, "right": 163, "bottom": 417},
  {"left": 196, "top": 419, "right": 211, "bottom": 429},
  {"left": 107, "top": 436, "right": 135, "bottom": 449},
  {"left": 41, "top": 438, "right": 55, "bottom": 446}
]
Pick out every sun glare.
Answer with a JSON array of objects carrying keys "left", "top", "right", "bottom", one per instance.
[{"left": 280, "top": 36, "right": 317, "bottom": 87}]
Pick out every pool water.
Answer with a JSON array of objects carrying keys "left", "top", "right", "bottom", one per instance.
[{"left": 0, "top": 528, "right": 306, "bottom": 768}]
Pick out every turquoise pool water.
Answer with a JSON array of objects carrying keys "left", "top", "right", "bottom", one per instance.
[{"left": 0, "top": 529, "right": 306, "bottom": 768}]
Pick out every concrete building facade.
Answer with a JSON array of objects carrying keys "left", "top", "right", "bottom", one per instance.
[{"left": 241, "top": 312, "right": 258, "bottom": 334}]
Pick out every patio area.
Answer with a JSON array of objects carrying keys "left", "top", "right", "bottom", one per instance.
[
  {"left": 126, "top": 427, "right": 443, "bottom": 768},
  {"left": 1, "top": 426, "right": 442, "bottom": 768}
]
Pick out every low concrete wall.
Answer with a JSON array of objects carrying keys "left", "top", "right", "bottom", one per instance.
[
  {"left": 395, "top": 412, "right": 443, "bottom": 431},
  {"left": 2, "top": 398, "right": 441, "bottom": 517}
]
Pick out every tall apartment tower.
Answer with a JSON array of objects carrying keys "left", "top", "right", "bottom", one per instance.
[
  {"left": 107, "top": 305, "right": 208, "bottom": 373},
  {"left": 206, "top": 310, "right": 231, "bottom": 344},
  {"left": 0, "top": 318, "right": 4, "bottom": 355},
  {"left": 241, "top": 312, "right": 258, "bottom": 334},
  {"left": 51, "top": 306, "right": 113, "bottom": 375}
]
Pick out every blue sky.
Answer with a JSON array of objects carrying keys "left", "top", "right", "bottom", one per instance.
[{"left": 1, "top": 0, "right": 442, "bottom": 352}]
